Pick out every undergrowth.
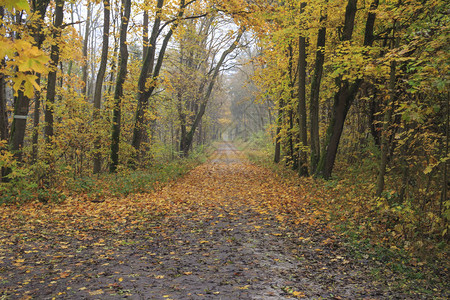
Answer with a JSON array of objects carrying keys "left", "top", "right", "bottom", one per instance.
[
  {"left": 238, "top": 133, "right": 449, "bottom": 295},
  {"left": 1, "top": 145, "right": 209, "bottom": 204}
]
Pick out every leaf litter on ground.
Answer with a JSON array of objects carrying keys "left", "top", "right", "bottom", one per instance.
[{"left": 0, "top": 143, "right": 448, "bottom": 299}]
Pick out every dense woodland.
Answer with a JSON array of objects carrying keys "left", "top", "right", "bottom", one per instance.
[{"left": 1, "top": 0, "right": 449, "bottom": 263}]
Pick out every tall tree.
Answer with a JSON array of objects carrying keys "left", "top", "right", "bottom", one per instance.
[
  {"left": 110, "top": 0, "right": 131, "bottom": 173},
  {"left": 316, "top": 0, "right": 378, "bottom": 179},
  {"left": 31, "top": 0, "right": 52, "bottom": 162},
  {"left": 93, "top": 0, "right": 110, "bottom": 174},
  {"left": 309, "top": 0, "right": 327, "bottom": 173},
  {"left": 376, "top": 57, "right": 396, "bottom": 197},
  {"left": 180, "top": 28, "right": 245, "bottom": 156},
  {"left": 8, "top": 0, "right": 50, "bottom": 163},
  {"left": 297, "top": 2, "right": 308, "bottom": 176},
  {"left": 81, "top": 1, "right": 92, "bottom": 97},
  {"left": 131, "top": 0, "right": 192, "bottom": 163},
  {"left": 44, "top": 0, "right": 65, "bottom": 149}
]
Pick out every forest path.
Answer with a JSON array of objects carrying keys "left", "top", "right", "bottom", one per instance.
[{"left": 1, "top": 143, "right": 411, "bottom": 299}]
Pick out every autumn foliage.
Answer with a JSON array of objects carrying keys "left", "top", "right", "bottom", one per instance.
[{"left": 0, "top": 0, "right": 448, "bottom": 292}]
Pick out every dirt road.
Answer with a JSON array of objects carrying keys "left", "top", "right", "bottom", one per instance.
[{"left": 0, "top": 143, "right": 437, "bottom": 299}]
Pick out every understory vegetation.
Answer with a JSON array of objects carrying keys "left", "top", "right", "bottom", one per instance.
[
  {"left": 1, "top": 144, "right": 209, "bottom": 204},
  {"left": 240, "top": 133, "right": 449, "bottom": 280}
]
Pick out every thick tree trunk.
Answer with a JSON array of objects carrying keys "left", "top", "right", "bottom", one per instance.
[
  {"left": 110, "top": 0, "right": 131, "bottom": 173},
  {"left": 298, "top": 3, "right": 309, "bottom": 176},
  {"left": 9, "top": 91, "right": 29, "bottom": 162},
  {"left": 93, "top": 0, "right": 110, "bottom": 174},
  {"left": 9, "top": 13, "right": 29, "bottom": 163},
  {"left": 131, "top": 0, "right": 165, "bottom": 161},
  {"left": 7, "top": 2, "right": 50, "bottom": 166},
  {"left": 316, "top": 0, "right": 379, "bottom": 179},
  {"left": 309, "top": 3, "right": 327, "bottom": 173},
  {"left": 315, "top": 0, "right": 359, "bottom": 178}
]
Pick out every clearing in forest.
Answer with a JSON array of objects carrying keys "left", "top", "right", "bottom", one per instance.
[{"left": 0, "top": 143, "right": 447, "bottom": 299}]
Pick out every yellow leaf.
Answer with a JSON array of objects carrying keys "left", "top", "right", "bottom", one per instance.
[
  {"left": 238, "top": 285, "right": 250, "bottom": 290},
  {"left": 292, "top": 290, "right": 306, "bottom": 298},
  {"left": 89, "top": 289, "right": 104, "bottom": 296}
]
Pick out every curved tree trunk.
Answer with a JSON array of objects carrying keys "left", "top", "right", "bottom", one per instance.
[
  {"left": 316, "top": 0, "right": 379, "bottom": 179},
  {"left": 93, "top": 0, "right": 110, "bottom": 174}
]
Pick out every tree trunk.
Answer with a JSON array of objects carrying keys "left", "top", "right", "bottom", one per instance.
[
  {"left": 6, "top": 2, "right": 50, "bottom": 166},
  {"left": 0, "top": 72, "right": 7, "bottom": 142},
  {"left": 131, "top": 0, "right": 165, "bottom": 162},
  {"left": 31, "top": 75, "right": 41, "bottom": 162},
  {"left": 376, "top": 59, "right": 396, "bottom": 197},
  {"left": 45, "top": 0, "right": 64, "bottom": 142},
  {"left": 44, "top": 0, "right": 65, "bottom": 146},
  {"left": 93, "top": 0, "right": 110, "bottom": 174},
  {"left": 298, "top": 2, "right": 309, "bottom": 176},
  {"left": 30, "top": 1, "right": 51, "bottom": 162},
  {"left": 132, "top": 0, "right": 188, "bottom": 161},
  {"left": 274, "top": 97, "right": 283, "bottom": 163},
  {"left": 9, "top": 91, "right": 29, "bottom": 162},
  {"left": 81, "top": 2, "right": 92, "bottom": 97},
  {"left": 0, "top": 6, "right": 7, "bottom": 144},
  {"left": 143, "top": 10, "right": 149, "bottom": 60},
  {"left": 316, "top": 0, "right": 379, "bottom": 179},
  {"left": 309, "top": 2, "right": 327, "bottom": 173},
  {"left": 110, "top": 0, "right": 131, "bottom": 173},
  {"left": 8, "top": 13, "right": 29, "bottom": 163},
  {"left": 287, "top": 43, "right": 297, "bottom": 168},
  {"left": 441, "top": 92, "right": 449, "bottom": 217},
  {"left": 0, "top": 58, "right": 7, "bottom": 182}
]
